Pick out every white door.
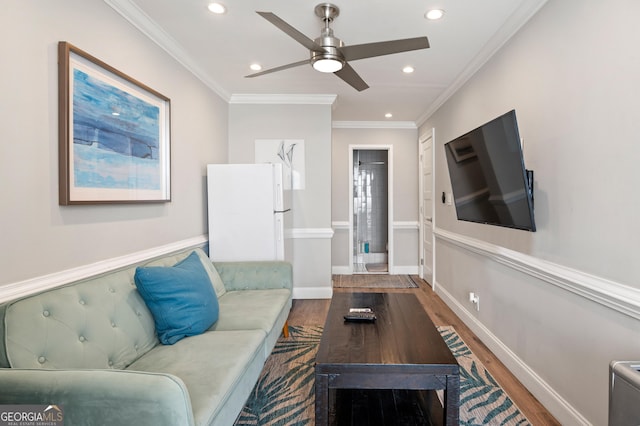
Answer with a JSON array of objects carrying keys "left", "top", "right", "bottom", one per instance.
[{"left": 419, "top": 131, "right": 434, "bottom": 286}]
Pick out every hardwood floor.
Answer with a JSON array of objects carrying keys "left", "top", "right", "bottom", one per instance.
[{"left": 287, "top": 275, "right": 561, "bottom": 426}]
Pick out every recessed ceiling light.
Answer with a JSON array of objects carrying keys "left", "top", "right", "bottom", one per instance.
[
  {"left": 208, "top": 2, "right": 226, "bottom": 14},
  {"left": 385, "top": 113, "right": 393, "bottom": 118},
  {"left": 250, "top": 63, "right": 262, "bottom": 71},
  {"left": 403, "top": 66, "right": 415, "bottom": 74},
  {"left": 425, "top": 9, "right": 445, "bottom": 20}
]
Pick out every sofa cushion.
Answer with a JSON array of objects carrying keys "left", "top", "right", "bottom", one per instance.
[
  {"left": 135, "top": 252, "right": 219, "bottom": 345},
  {"left": 3, "top": 268, "right": 158, "bottom": 369},
  {"left": 211, "top": 289, "right": 292, "bottom": 358},
  {"left": 211, "top": 289, "right": 290, "bottom": 333},
  {"left": 126, "top": 329, "right": 266, "bottom": 426},
  {"left": 193, "top": 249, "right": 226, "bottom": 298}
]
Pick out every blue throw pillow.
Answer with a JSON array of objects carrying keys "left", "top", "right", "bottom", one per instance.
[{"left": 134, "top": 251, "right": 219, "bottom": 345}]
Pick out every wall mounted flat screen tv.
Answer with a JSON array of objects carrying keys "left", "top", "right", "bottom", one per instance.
[{"left": 444, "top": 110, "right": 536, "bottom": 231}]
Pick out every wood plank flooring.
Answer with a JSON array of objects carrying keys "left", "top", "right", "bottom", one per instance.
[{"left": 287, "top": 275, "right": 561, "bottom": 426}]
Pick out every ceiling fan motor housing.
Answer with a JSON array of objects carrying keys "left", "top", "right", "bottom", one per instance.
[
  {"left": 312, "top": 4, "right": 345, "bottom": 70},
  {"left": 312, "top": 29, "right": 345, "bottom": 63}
]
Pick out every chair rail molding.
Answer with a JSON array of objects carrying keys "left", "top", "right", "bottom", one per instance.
[
  {"left": 435, "top": 227, "right": 640, "bottom": 320},
  {"left": 332, "top": 221, "right": 418, "bottom": 230},
  {"left": 0, "top": 236, "right": 208, "bottom": 303},
  {"left": 286, "top": 228, "right": 334, "bottom": 239}
]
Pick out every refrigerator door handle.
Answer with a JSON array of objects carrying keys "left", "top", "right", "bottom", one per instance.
[{"left": 274, "top": 208, "right": 291, "bottom": 213}]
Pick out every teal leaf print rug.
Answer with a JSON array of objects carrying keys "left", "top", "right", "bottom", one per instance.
[
  {"left": 234, "top": 325, "right": 531, "bottom": 425},
  {"left": 438, "top": 326, "right": 531, "bottom": 426}
]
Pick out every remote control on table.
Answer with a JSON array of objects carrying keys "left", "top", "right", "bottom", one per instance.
[
  {"left": 344, "top": 312, "right": 377, "bottom": 322},
  {"left": 349, "top": 307, "right": 373, "bottom": 313}
]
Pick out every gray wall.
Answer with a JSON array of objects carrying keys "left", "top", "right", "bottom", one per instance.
[
  {"left": 421, "top": 0, "right": 640, "bottom": 424},
  {"left": 0, "top": 0, "right": 228, "bottom": 287},
  {"left": 332, "top": 127, "right": 419, "bottom": 272},
  {"left": 228, "top": 102, "right": 333, "bottom": 298}
]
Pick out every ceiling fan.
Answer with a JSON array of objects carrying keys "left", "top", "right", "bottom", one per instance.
[{"left": 245, "top": 3, "right": 430, "bottom": 91}]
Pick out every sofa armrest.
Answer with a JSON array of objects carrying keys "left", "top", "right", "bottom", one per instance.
[
  {"left": 0, "top": 369, "right": 194, "bottom": 426},
  {"left": 213, "top": 261, "right": 293, "bottom": 291}
]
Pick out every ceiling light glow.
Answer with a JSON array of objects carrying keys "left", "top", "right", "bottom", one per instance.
[
  {"left": 312, "top": 58, "right": 344, "bottom": 73},
  {"left": 403, "top": 66, "right": 415, "bottom": 74},
  {"left": 425, "top": 9, "right": 445, "bottom": 20},
  {"left": 208, "top": 2, "right": 226, "bottom": 14},
  {"left": 385, "top": 113, "right": 393, "bottom": 118},
  {"left": 250, "top": 63, "right": 262, "bottom": 71}
]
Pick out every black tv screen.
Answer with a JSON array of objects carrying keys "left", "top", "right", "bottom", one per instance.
[{"left": 444, "top": 110, "right": 536, "bottom": 231}]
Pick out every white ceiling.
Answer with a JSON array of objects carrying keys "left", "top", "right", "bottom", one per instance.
[{"left": 106, "top": 0, "right": 546, "bottom": 123}]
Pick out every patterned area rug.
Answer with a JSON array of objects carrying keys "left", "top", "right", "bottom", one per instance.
[
  {"left": 332, "top": 274, "right": 419, "bottom": 289},
  {"left": 234, "top": 325, "right": 531, "bottom": 425},
  {"left": 438, "top": 326, "right": 531, "bottom": 426}
]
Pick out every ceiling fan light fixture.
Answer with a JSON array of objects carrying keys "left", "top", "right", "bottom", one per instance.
[
  {"left": 312, "top": 57, "right": 344, "bottom": 73},
  {"left": 207, "top": 2, "right": 226, "bottom": 14},
  {"left": 425, "top": 9, "right": 445, "bottom": 20}
]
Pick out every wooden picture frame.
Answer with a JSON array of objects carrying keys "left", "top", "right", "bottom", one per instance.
[{"left": 58, "top": 41, "right": 171, "bottom": 205}]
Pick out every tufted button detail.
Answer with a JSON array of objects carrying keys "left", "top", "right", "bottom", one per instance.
[
  {"left": 43, "top": 310, "right": 50, "bottom": 317},
  {"left": 108, "top": 360, "right": 114, "bottom": 367},
  {"left": 79, "top": 299, "right": 86, "bottom": 305},
  {"left": 109, "top": 288, "right": 115, "bottom": 293},
  {"left": 134, "top": 344, "right": 139, "bottom": 350},
  {"left": 79, "top": 336, "right": 86, "bottom": 342},
  {"left": 38, "top": 356, "right": 46, "bottom": 364},
  {"left": 111, "top": 322, "right": 116, "bottom": 328}
]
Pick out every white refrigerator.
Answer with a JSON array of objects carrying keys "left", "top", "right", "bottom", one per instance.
[{"left": 207, "top": 164, "right": 291, "bottom": 262}]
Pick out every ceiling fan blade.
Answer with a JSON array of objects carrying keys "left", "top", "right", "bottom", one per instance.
[
  {"left": 334, "top": 63, "right": 369, "bottom": 91},
  {"left": 339, "top": 36, "right": 430, "bottom": 61},
  {"left": 245, "top": 59, "right": 311, "bottom": 78},
  {"left": 257, "top": 12, "right": 325, "bottom": 53}
]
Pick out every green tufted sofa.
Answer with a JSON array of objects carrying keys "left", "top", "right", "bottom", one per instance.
[{"left": 0, "top": 247, "right": 293, "bottom": 426}]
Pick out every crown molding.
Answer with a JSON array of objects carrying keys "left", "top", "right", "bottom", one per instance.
[
  {"left": 104, "top": 0, "right": 231, "bottom": 101},
  {"left": 228, "top": 94, "right": 337, "bottom": 106},
  {"left": 332, "top": 121, "right": 417, "bottom": 129},
  {"left": 416, "top": 0, "right": 549, "bottom": 126}
]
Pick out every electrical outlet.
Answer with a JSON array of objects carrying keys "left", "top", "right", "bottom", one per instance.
[{"left": 469, "top": 292, "right": 480, "bottom": 311}]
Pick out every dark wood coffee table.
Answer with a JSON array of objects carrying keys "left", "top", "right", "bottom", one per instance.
[{"left": 315, "top": 292, "right": 460, "bottom": 425}]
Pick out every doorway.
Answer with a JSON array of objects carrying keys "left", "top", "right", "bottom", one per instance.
[
  {"left": 419, "top": 130, "right": 434, "bottom": 287},
  {"left": 350, "top": 147, "right": 392, "bottom": 274}
]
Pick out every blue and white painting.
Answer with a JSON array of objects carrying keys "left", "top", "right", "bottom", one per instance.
[{"left": 72, "top": 68, "right": 161, "bottom": 191}]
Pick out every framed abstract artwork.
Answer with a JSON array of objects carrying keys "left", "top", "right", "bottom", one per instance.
[{"left": 58, "top": 41, "right": 171, "bottom": 204}]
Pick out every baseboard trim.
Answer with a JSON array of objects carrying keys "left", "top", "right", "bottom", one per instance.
[
  {"left": 392, "top": 266, "right": 420, "bottom": 275},
  {"left": 0, "top": 236, "right": 208, "bottom": 303},
  {"left": 435, "top": 281, "right": 590, "bottom": 425},
  {"left": 435, "top": 227, "right": 640, "bottom": 321},
  {"left": 332, "top": 266, "right": 351, "bottom": 275},
  {"left": 292, "top": 286, "right": 333, "bottom": 299}
]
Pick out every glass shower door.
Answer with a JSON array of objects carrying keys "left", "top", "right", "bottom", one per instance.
[{"left": 353, "top": 150, "right": 388, "bottom": 273}]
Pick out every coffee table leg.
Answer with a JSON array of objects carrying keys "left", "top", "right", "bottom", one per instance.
[
  {"left": 315, "top": 373, "right": 329, "bottom": 426},
  {"left": 444, "top": 374, "right": 460, "bottom": 425}
]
